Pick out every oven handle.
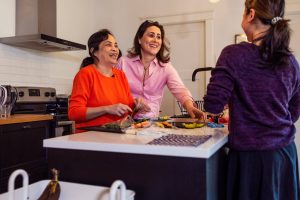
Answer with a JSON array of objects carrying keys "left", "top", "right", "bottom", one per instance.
[{"left": 57, "top": 120, "right": 75, "bottom": 134}]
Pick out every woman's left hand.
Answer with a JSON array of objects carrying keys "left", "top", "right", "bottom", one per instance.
[{"left": 184, "top": 100, "right": 206, "bottom": 121}]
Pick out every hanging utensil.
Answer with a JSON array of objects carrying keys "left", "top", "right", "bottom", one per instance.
[{"left": 0, "top": 85, "right": 7, "bottom": 106}]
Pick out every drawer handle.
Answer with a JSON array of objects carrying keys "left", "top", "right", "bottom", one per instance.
[{"left": 22, "top": 125, "right": 31, "bottom": 129}]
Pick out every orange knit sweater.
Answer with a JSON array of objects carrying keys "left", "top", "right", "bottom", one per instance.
[{"left": 68, "top": 64, "right": 134, "bottom": 129}]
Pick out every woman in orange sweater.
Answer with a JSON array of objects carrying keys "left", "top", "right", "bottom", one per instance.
[{"left": 68, "top": 29, "right": 149, "bottom": 129}]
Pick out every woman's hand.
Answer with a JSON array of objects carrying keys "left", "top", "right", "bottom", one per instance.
[
  {"left": 85, "top": 103, "right": 132, "bottom": 120},
  {"left": 134, "top": 98, "right": 151, "bottom": 114},
  {"left": 106, "top": 103, "right": 132, "bottom": 117},
  {"left": 184, "top": 100, "right": 206, "bottom": 121}
]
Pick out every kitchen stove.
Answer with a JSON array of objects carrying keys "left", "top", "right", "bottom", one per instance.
[{"left": 12, "top": 86, "right": 74, "bottom": 137}]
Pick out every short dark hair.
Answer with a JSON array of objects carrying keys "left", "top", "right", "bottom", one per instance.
[
  {"left": 80, "top": 29, "right": 113, "bottom": 68},
  {"left": 127, "top": 20, "right": 170, "bottom": 65},
  {"left": 245, "top": 0, "right": 292, "bottom": 67}
]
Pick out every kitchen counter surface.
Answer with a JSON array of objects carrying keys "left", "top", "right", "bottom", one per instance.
[
  {"left": 0, "top": 114, "right": 53, "bottom": 125},
  {"left": 44, "top": 126, "right": 228, "bottom": 158}
]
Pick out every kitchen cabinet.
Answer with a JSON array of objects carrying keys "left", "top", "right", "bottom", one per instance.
[{"left": 0, "top": 120, "right": 52, "bottom": 193}]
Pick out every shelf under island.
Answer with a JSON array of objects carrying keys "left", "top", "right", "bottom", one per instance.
[{"left": 43, "top": 126, "right": 228, "bottom": 200}]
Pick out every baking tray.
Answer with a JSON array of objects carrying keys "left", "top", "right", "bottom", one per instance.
[
  {"left": 168, "top": 118, "right": 200, "bottom": 123},
  {"left": 167, "top": 118, "right": 205, "bottom": 128}
]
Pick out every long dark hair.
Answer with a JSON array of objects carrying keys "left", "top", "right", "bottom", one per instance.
[
  {"left": 245, "top": 0, "right": 291, "bottom": 67},
  {"left": 127, "top": 20, "right": 170, "bottom": 65},
  {"left": 80, "top": 29, "right": 113, "bottom": 69}
]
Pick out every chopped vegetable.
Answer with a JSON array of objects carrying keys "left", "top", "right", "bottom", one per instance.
[
  {"left": 182, "top": 123, "right": 196, "bottom": 129},
  {"left": 207, "top": 122, "right": 224, "bottom": 128},
  {"left": 195, "top": 123, "right": 205, "bottom": 128},
  {"left": 103, "top": 123, "right": 121, "bottom": 129},
  {"left": 161, "top": 121, "right": 172, "bottom": 128},
  {"left": 157, "top": 116, "right": 170, "bottom": 121},
  {"left": 132, "top": 120, "right": 151, "bottom": 128},
  {"left": 155, "top": 122, "right": 165, "bottom": 128},
  {"left": 134, "top": 118, "right": 149, "bottom": 123},
  {"left": 182, "top": 122, "right": 205, "bottom": 129}
]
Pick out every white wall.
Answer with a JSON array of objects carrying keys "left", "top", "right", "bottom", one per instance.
[
  {"left": 0, "top": 0, "right": 244, "bottom": 99},
  {"left": 94, "top": 0, "right": 299, "bottom": 64},
  {"left": 94, "top": 0, "right": 244, "bottom": 64},
  {"left": 0, "top": 0, "right": 96, "bottom": 94},
  {"left": 0, "top": 0, "right": 15, "bottom": 37}
]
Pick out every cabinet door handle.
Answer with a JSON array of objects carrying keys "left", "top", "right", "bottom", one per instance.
[{"left": 22, "top": 125, "right": 32, "bottom": 129}]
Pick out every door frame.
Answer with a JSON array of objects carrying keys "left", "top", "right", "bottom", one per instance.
[
  {"left": 286, "top": 0, "right": 300, "bottom": 174},
  {"left": 287, "top": 1, "right": 300, "bottom": 15}
]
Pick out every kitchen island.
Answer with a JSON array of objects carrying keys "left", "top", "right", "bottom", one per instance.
[{"left": 44, "top": 126, "right": 228, "bottom": 200}]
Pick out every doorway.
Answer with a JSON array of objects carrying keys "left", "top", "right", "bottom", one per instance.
[
  {"left": 143, "top": 11, "right": 215, "bottom": 116},
  {"left": 160, "top": 22, "right": 206, "bottom": 116}
]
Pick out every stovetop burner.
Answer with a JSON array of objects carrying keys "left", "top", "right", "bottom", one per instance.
[
  {"left": 11, "top": 86, "right": 74, "bottom": 137},
  {"left": 12, "top": 86, "right": 69, "bottom": 119},
  {"left": 14, "top": 86, "right": 56, "bottom": 103}
]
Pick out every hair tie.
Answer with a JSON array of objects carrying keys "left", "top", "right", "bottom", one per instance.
[{"left": 271, "top": 16, "right": 283, "bottom": 25}]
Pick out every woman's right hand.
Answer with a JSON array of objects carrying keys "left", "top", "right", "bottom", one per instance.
[
  {"left": 86, "top": 103, "right": 132, "bottom": 120},
  {"left": 134, "top": 98, "right": 151, "bottom": 114},
  {"left": 105, "top": 103, "right": 133, "bottom": 117}
]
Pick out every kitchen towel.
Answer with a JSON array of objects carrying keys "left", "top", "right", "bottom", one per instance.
[{"left": 148, "top": 134, "right": 212, "bottom": 147}]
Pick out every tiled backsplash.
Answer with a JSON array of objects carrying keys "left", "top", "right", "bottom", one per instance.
[{"left": 0, "top": 44, "right": 84, "bottom": 94}]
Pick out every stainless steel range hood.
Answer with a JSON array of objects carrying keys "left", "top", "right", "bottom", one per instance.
[{"left": 0, "top": 0, "right": 86, "bottom": 52}]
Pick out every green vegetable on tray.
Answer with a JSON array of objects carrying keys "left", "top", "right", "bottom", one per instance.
[
  {"left": 102, "top": 115, "right": 135, "bottom": 130},
  {"left": 182, "top": 122, "right": 205, "bottom": 129},
  {"left": 103, "top": 123, "right": 122, "bottom": 129}
]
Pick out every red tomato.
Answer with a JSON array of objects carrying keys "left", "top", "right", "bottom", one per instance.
[{"left": 218, "top": 117, "right": 229, "bottom": 124}]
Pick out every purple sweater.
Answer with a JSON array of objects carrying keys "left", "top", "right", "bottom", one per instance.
[{"left": 204, "top": 42, "right": 300, "bottom": 151}]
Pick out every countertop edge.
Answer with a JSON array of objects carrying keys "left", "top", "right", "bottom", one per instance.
[
  {"left": 43, "top": 131, "right": 228, "bottom": 159},
  {"left": 0, "top": 114, "right": 53, "bottom": 125}
]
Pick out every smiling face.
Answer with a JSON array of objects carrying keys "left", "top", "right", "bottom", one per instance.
[
  {"left": 139, "top": 26, "right": 162, "bottom": 57},
  {"left": 94, "top": 34, "right": 119, "bottom": 66}
]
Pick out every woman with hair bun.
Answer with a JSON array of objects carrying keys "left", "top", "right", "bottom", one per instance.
[{"left": 204, "top": 0, "right": 300, "bottom": 199}]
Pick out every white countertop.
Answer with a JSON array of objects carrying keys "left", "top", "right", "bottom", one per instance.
[{"left": 43, "top": 126, "right": 228, "bottom": 159}]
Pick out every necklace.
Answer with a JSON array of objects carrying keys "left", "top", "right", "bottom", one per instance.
[
  {"left": 142, "top": 65, "right": 150, "bottom": 87},
  {"left": 144, "top": 65, "right": 150, "bottom": 72}
]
